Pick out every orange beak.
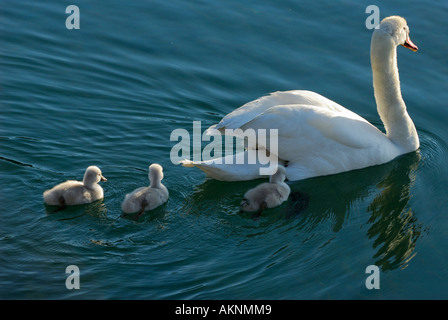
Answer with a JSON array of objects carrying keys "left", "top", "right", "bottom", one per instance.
[{"left": 402, "top": 36, "right": 418, "bottom": 52}]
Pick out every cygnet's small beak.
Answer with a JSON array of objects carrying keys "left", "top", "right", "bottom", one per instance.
[
  {"left": 101, "top": 175, "right": 107, "bottom": 181},
  {"left": 402, "top": 36, "right": 418, "bottom": 52}
]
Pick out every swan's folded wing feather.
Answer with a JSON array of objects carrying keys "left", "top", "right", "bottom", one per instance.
[
  {"left": 307, "top": 112, "right": 386, "bottom": 149},
  {"left": 240, "top": 104, "right": 386, "bottom": 151},
  {"left": 207, "top": 90, "right": 349, "bottom": 134}
]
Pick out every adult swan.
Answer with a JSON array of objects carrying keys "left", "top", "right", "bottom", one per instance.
[{"left": 181, "top": 16, "right": 419, "bottom": 181}]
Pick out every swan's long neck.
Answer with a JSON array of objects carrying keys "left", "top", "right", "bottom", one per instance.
[
  {"left": 150, "top": 180, "right": 161, "bottom": 188},
  {"left": 149, "top": 173, "right": 162, "bottom": 188},
  {"left": 83, "top": 175, "right": 96, "bottom": 190},
  {"left": 371, "top": 32, "right": 419, "bottom": 152},
  {"left": 270, "top": 170, "right": 284, "bottom": 184}
]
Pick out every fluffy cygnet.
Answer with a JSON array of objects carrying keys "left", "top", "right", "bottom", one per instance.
[
  {"left": 43, "top": 166, "right": 107, "bottom": 207},
  {"left": 240, "top": 165, "right": 290, "bottom": 214},
  {"left": 121, "top": 164, "right": 169, "bottom": 218}
]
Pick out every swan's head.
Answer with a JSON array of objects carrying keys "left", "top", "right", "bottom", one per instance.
[
  {"left": 240, "top": 198, "right": 259, "bottom": 212},
  {"left": 83, "top": 166, "right": 107, "bottom": 186},
  {"left": 149, "top": 163, "right": 164, "bottom": 183},
  {"left": 378, "top": 16, "right": 418, "bottom": 52},
  {"left": 270, "top": 165, "right": 287, "bottom": 184}
]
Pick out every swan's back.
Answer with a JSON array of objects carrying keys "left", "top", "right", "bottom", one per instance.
[
  {"left": 43, "top": 180, "right": 103, "bottom": 206},
  {"left": 121, "top": 187, "right": 147, "bottom": 213},
  {"left": 241, "top": 182, "right": 290, "bottom": 212},
  {"left": 207, "top": 90, "right": 364, "bottom": 134},
  {"left": 121, "top": 164, "right": 169, "bottom": 214},
  {"left": 121, "top": 186, "right": 168, "bottom": 214},
  {"left": 241, "top": 166, "right": 290, "bottom": 212}
]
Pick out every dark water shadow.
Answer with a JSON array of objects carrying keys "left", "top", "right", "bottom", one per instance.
[
  {"left": 44, "top": 198, "right": 108, "bottom": 220},
  {"left": 365, "top": 152, "right": 425, "bottom": 271},
  {"left": 186, "top": 150, "right": 424, "bottom": 272},
  {"left": 120, "top": 203, "right": 168, "bottom": 223},
  {"left": 289, "top": 150, "right": 424, "bottom": 272},
  {"left": 363, "top": 130, "right": 448, "bottom": 271}
]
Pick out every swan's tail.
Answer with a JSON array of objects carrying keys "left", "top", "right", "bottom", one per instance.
[{"left": 180, "top": 151, "right": 277, "bottom": 181}]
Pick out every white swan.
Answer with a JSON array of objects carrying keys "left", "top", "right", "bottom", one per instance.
[
  {"left": 121, "top": 164, "right": 169, "bottom": 217},
  {"left": 181, "top": 16, "right": 419, "bottom": 181},
  {"left": 240, "top": 165, "right": 290, "bottom": 214},
  {"left": 43, "top": 166, "right": 107, "bottom": 207}
]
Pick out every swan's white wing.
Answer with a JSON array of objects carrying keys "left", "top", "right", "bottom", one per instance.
[
  {"left": 206, "top": 90, "right": 354, "bottom": 134},
  {"left": 240, "top": 104, "right": 387, "bottom": 154},
  {"left": 236, "top": 104, "right": 398, "bottom": 182}
]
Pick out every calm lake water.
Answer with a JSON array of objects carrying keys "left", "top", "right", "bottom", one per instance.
[{"left": 1, "top": 0, "right": 447, "bottom": 299}]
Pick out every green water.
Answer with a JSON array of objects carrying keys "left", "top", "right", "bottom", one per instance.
[{"left": 1, "top": 0, "right": 448, "bottom": 299}]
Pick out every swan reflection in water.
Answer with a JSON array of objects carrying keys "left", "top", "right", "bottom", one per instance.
[
  {"left": 45, "top": 198, "right": 108, "bottom": 220},
  {"left": 365, "top": 151, "right": 424, "bottom": 271},
  {"left": 291, "top": 150, "right": 423, "bottom": 272},
  {"left": 187, "top": 148, "right": 424, "bottom": 272}
]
